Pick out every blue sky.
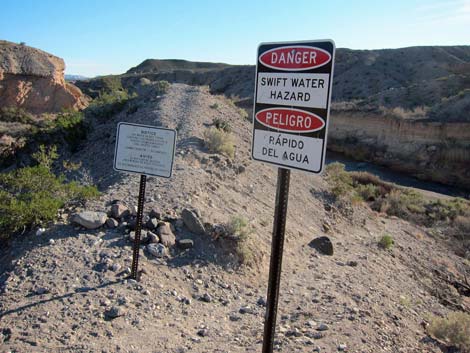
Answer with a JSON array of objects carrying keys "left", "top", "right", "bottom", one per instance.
[{"left": 1, "top": 0, "right": 469, "bottom": 77}]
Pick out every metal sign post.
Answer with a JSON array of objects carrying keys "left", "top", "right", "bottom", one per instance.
[
  {"left": 114, "top": 122, "right": 176, "bottom": 281},
  {"left": 262, "top": 168, "right": 290, "bottom": 353},
  {"left": 130, "top": 174, "right": 147, "bottom": 280},
  {"left": 251, "top": 40, "right": 335, "bottom": 353}
]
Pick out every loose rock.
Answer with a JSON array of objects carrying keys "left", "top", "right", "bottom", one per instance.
[
  {"left": 146, "top": 243, "right": 166, "bottom": 258},
  {"left": 197, "top": 328, "right": 209, "bottom": 337},
  {"left": 105, "top": 306, "right": 125, "bottom": 319},
  {"left": 156, "top": 223, "right": 176, "bottom": 247},
  {"left": 181, "top": 208, "right": 206, "bottom": 235},
  {"left": 309, "top": 236, "right": 334, "bottom": 256},
  {"left": 257, "top": 297, "right": 267, "bottom": 307},
  {"left": 200, "top": 293, "right": 212, "bottom": 303},
  {"left": 239, "top": 305, "right": 253, "bottom": 314},
  {"left": 106, "top": 218, "right": 119, "bottom": 228},
  {"left": 147, "top": 231, "right": 160, "bottom": 244},
  {"left": 71, "top": 211, "right": 107, "bottom": 230},
  {"left": 110, "top": 204, "right": 129, "bottom": 219},
  {"left": 146, "top": 218, "right": 159, "bottom": 230},
  {"left": 177, "top": 239, "right": 194, "bottom": 249},
  {"left": 149, "top": 208, "right": 162, "bottom": 219}
]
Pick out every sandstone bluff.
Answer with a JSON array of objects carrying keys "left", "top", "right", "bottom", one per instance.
[{"left": 0, "top": 40, "right": 87, "bottom": 114}]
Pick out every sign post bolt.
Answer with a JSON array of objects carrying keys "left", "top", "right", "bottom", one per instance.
[
  {"left": 130, "top": 174, "right": 147, "bottom": 281},
  {"left": 262, "top": 167, "right": 290, "bottom": 353}
]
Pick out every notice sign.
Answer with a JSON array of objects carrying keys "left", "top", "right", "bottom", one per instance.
[
  {"left": 114, "top": 122, "right": 176, "bottom": 178},
  {"left": 252, "top": 40, "right": 335, "bottom": 173}
]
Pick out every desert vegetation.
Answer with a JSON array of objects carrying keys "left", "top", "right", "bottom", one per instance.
[
  {"left": 0, "top": 146, "right": 99, "bottom": 242},
  {"left": 203, "top": 127, "right": 235, "bottom": 158},
  {"left": 325, "top": 162, "right": 470, "bottom": 238},
  {"left": 427, "top": 312, "right": 470, "bottom": 352}
]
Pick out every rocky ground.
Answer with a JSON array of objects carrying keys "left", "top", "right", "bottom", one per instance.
[{"left": 1, "top": 84, "right": 469, "bottom": 353}]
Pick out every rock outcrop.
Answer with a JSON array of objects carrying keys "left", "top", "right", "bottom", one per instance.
[
  {"left": 328, "top": 111, "right": 470, "bottom": 189},
  {"left": 0, "top": 40, "right": 88, "bottom": 114}
]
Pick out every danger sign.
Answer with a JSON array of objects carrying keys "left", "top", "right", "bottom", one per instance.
[{"left": 251, "top": 40, "right": 335, "bottom": 173}]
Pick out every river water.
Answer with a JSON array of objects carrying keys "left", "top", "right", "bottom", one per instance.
[{"left": 325, "top": 151, "right": 469, "bottom": 199}]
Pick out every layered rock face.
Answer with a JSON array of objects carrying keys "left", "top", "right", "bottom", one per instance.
[
  {"left": 0, "top": 40, "right": 87, "bottom": 114},
  {"left": 328, "top": 112, "right": 470, "bottom": 189}
]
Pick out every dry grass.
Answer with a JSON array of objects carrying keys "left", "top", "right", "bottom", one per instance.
[
  {"left": 216, "top": 216, "right": 255, "bottom": 266},
  {"left": 203, "top": 128, "right": 235, "bottom": 158},
  {"left": 428, "top": 312, "right": 470, "bottom": 352},
  {"left": 455, "top": 215, "right": 470, "bottom": 234}
]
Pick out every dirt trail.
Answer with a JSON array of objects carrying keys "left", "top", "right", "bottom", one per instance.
[{"left": 1, "top": 84, "right": 469, "bottom": 353}]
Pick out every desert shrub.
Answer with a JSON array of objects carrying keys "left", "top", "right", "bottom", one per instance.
[
  {"left": 227, "top": 216, "right": 250, "bottom": 241},
  {"left": 381, "top": 189, "right": 425, "bottom": 219},
  {"left": 239, "top": 108, "right": 249, "bottom": 121},
  {"left": 203, "top": 128, "right": 234, "bottom": 158},
  {"left": 210, "top": 103, "right": 219, "bottom": 109},
  {"left": 32, "top": 145, "right": 58, "bottom": 170},
  {"left": 0, "top": 164, "right": 99, "bottom": 240},
  {"left": 49, "top": 110, "right": 88, "bottom": 151},
  {"left": 154, "top": 80, "right": 170, "bottom": 95},
  {"left": 0, "top": 107, "right": 35, "bottom": 124},
  {"left": 325, "top": 164, "right": 470, "bottom": 238},
  {"left": 0, "top": 145, "right": 99, "bottom": 241},
  {"left": 325, "top": 162, "right": 353, "bottom": 198},
  {"left": 226, "top": 216, "right": 253, "bottom": 265},
  {"left": 455, "top": 215, "right": 470, "bottom": 234},
  {"left": 126, "top": 103, "right": 139, "bottom": 115},
  {"left": 356, "top": 183, "right": 380, "bottom": 201},
  {"left": 212, "top": 117, "right": 231, "bottom": 132},
  {"left": 100, "top": 75, "right": 124, "bottom": 92},
  {"left": 428, "top": 312, "right": 470, "bottom": 351},
  {"left": 378, "top": 234, "right": 394, "bottom": 249},
  {"left": 351, "top": 171, "right": 393, "bottom": 194},
  {"left": 88, "top": 89, "right": 135, "bottom": 119},
  {"left": 399, "top": 295, "right": 411, "bottom": 308}
]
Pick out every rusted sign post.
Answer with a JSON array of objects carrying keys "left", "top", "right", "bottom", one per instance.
[
  {"left": 114, "top": 122, "right": 176, "bottom": 280},
  {"left": 251, "top": 40, "right": 336, "bottom": 353}
]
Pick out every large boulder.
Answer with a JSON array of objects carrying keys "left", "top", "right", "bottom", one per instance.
[
  {"left": 181, "top": 208, "right": 206, "bottom": 235},
  {"left": 71, "top": 211, "right": 107, "bottom": 230},
  {"left": 0, "top": 40, "right": 88, "bottom": 114}
]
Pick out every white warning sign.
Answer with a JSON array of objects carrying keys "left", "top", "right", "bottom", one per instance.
[
  {"left": 257, "top": 73, "right": 330, "bottom": 108},
  {"left": 251, "top": 40, "right": 335, "bottom": 174},
  {"left": 252, "top": 130, "right": 323, "bottom": 171},
  {"left": 114, "top": 122, "right": 176, "bottom": 178}
]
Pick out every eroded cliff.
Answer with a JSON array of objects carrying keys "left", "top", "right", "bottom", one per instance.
[
  {"left": 0, "top": 40, "right": 88, "bottom": 114},
  {"left": 328, "top": 111, "right": 470, "bottom": 189}
]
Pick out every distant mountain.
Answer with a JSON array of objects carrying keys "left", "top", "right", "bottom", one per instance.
[
  {"left": 65, "top": 74, "right": 89, "bottom": 81},
  {"left": 126, "top": 59, "right": 231, "bottom": 74},
  {"left": 331, "top": 46, "right": 470, "bottom": 119},
  {"left": 78, "top": 46, "right": 470, "bottom": 122}
]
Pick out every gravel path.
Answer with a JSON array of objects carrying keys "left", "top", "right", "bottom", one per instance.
[{"left": 1, "top": 84, "right": 468, "bottom": 353}]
